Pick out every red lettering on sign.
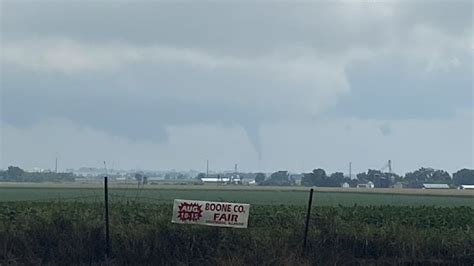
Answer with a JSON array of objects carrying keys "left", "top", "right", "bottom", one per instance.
[{"left": 177, "top": 202, "right": 203, "bottom": 222}]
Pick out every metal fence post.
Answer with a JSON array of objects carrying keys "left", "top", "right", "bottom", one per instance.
[
  {"left": 303, "top": 188, "right": 314, "bottom": 254},
  {"left": 104, "top": 176, "right": 110, "bottom": 259}
]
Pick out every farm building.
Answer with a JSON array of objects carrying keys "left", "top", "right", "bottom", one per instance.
[
  {"left": 201, "top": 177, "right": 231, "bottom": 183},
  {"left": 245, "top": 180, "right": 257, "bottom": 185},
  {"left": 341, "top": 182, "right": 350, "bottom": 188},
  {"left": 422, "top": 184, "right": 450, "bottom": 189},
  {"left": 357, "top": 181, "right": 374, "bottom": 188},
  {"left": 147, "top": 176, "right": 165, "bottom": 182},
  {"left": 115, "top": 176, "right": 128, "bottom": 182},
  {"left": 459, "top": 185, "right": 474, "bottom": 190},
  {"left": 74, "top": 177, "right": 102, "bottom": 183},
  {"left": 290, "top": 174, "right": 303, "bottom": 185},
  {"left": 392, "top": 182, "right": 404, "bottom": 189}
]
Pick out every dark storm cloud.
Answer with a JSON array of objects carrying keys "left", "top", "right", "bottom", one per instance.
[
  {"left": 328, "top": 56, "right": 473, "bottom": 120},
  {"left": 1, "top": 60, "right": 286, "bottom": 145},
  {"left": 1, "top": 0, "right": 472, "bottom": 150}
]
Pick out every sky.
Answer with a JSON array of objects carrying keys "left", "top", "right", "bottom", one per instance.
[{"left": 1, "top": 1, "right": 473, "bottom": 175}]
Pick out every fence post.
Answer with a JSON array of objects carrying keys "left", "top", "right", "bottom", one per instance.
[
  {"left": 303, "top": 188, "right": 314, "bottom": 254},
  {"left": 104, "top": 176, "right": 110, "bottom": 259}
]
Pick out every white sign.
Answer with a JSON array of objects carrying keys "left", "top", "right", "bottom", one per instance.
[{"left": 171, "top": 199, "right": 250, "bottom": 228}]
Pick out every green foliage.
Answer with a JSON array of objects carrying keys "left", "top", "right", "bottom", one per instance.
[
  {"left": 6, "top": 166, "right": 25, "bottom": 179},
  {"left": 405, "top": 167, "right": 451, "bottom": 188},
  {"left": 356, "top": 169, "right": 394, "bottom": 188},
  {"left": 196, "top": 173, "right": 206, "bottom": 180},
  {"left": 0, "top": 202, "right": 473, "bottom": 264},
  {"left": 0, "top": 166, "right": 75, "bottom": 182},
  {"left": 254, "top": 173, "right": 265, "bottom": 184},
  {"left": 260, "top": 171, "right": 291, "bottom": 186},
  {"left": 453, "top": 169, "right": 474, "bottom": 186},
  {"left": 134, "top": 173, "right": 148, "bottom": 184},
  {"left": 302, "top": 169, "right": 350, "bottom": 187},
  {"left": 1, "top": 187, "right": 473, "bottom": 207}
]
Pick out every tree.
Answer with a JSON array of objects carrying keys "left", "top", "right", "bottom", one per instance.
[
  {"left": 432, "top": 170, "right": 450, "bottom": 181},
  {"left": 405, "top": 168, "right": 451, "bottom": 183},
  {"left": 301, "top": 173, "right": 312, "bottom": 186},
  {"left": 453, "top": 169, "right": 474, "bottom": 186},
  {"left": 7, "top": 166, "right": 24, "bottom": 180},
  {"left": 356, "top": 172, "right": 369, "bottom": 183},
  {"left": 330, "top": 172, "right": 345, "bottom": 180},
  {"left": 312, "top": 168, "right": 327, "bottom": 180},
  {"left": 355, "top": 169, "right": 396, "bottom": 188},
  {"left": 261, "top": 171, "right": 290, "bottom": 186},
  {"left": 270, "top": 171, "right": 289, "bottom": 182},
  {"left": 302, "top": 168, "right": 328, "bottom": 186},
  {"left": 366, "top": 169, "right": 388, "bottom": 188},
  {"left": 255, "top": 173, "right": 266, "bottom": 184},
  {"left": 404, "top": 167, "right": 451, "bottom": 188},
  {"left": 0, "top": 166, "right": 74, "bottom": 182},
  {"left": 196, "top": 173, "right": 206, "bottom": 181},
  {"left": 329, "top": 172, "right": 346, "bottom": 186},
  {"left": 135, "top": 173, "right": 143, "bottom": 183}
]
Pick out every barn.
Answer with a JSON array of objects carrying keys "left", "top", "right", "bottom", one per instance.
[
  {"left": 357, "top": 181, "right": 374, "bottom": 188},
  {"left": 422, "top": 184, "right": 450, "bottom": 189},
  {"left": 201, "top": 177, "right": 230, "bottom": 183}
]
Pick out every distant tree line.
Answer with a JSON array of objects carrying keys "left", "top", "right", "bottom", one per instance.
[
  {"left": 0, "top": 166, "right": 75, "bottom": 182},
  {"left": 3, "top": 165, "right": 473, "bottom": 188},
  {"left": 255, "top": 168, "right": 474, "bottom": 188}
]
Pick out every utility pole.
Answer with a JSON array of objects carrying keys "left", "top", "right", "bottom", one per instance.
[
  {"left": 388, "top": 160, "right": 392, "bottom": 174},
  {"left": 55, "top": 157, "right": 58, "bottom": 173},
  {"left": 206, "top": 160, "right": 209, "bottom": 178}
]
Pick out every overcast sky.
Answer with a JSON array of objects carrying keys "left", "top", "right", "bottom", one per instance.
[{"left": 1, "top": 1, "right": 473, "bottom": 175}]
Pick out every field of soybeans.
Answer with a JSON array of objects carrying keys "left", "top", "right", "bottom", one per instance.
[
  {"left": 1, "top": 183, "right": 473, "bottom": 264},
  {"left": 1, "top": 182, "right": 473, "bottom": 206}
]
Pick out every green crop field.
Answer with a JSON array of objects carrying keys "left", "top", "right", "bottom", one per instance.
[
  {"left": 1, "top": 183, "right": 474, "bottom": 264},
  {"left": 1, "top": 202, "right": 473, "bottom": 264},
  {"left": 0, "top": 183, "right": 473, "bottom": 207}
]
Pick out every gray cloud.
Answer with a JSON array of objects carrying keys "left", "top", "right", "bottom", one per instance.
[
  {"left": 1, "top": 1, "right": 473, "bottom": 164},
  {"left": 328, "top": 55, "right": 473, "bottom": 120},
  {"left": 379, "top": 123, "right": 392, "bottom": 137},
  {"left": 1, "top": 40, "right": 350, "bottom": 151},
  {"left": 2, "top": 2, "right": 471, "bottom": 55}
]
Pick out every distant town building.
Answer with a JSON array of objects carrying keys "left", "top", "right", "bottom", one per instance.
[
  {"left": 201, "top": 176, "right": 230, "bottom": 183},
  {"left": 74, "top": 177, "right": 102, "bottom": 183},
  {"left": 357, "top": 181, "right": 374, "bottom": 188},
  {"left": 115, "top": 176, "right": 127, "bottom": 182},
  {"left": 74, "top": 167, "right": 104, "bottom": 177},
  {"left": 247, "top": 180, "right": 257, "bottom": 185},
  {"left": 422, "top": 183, "right": 450, "bottom": 189},
  {"left": 147, "top": 176, "right": 165, "bottom": 182},
  {"left": 393, "top": 182, "right": 404, "bottom": 189},
  {"left": 290, "top": 174, "right": 303, "bottom": 185}
]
